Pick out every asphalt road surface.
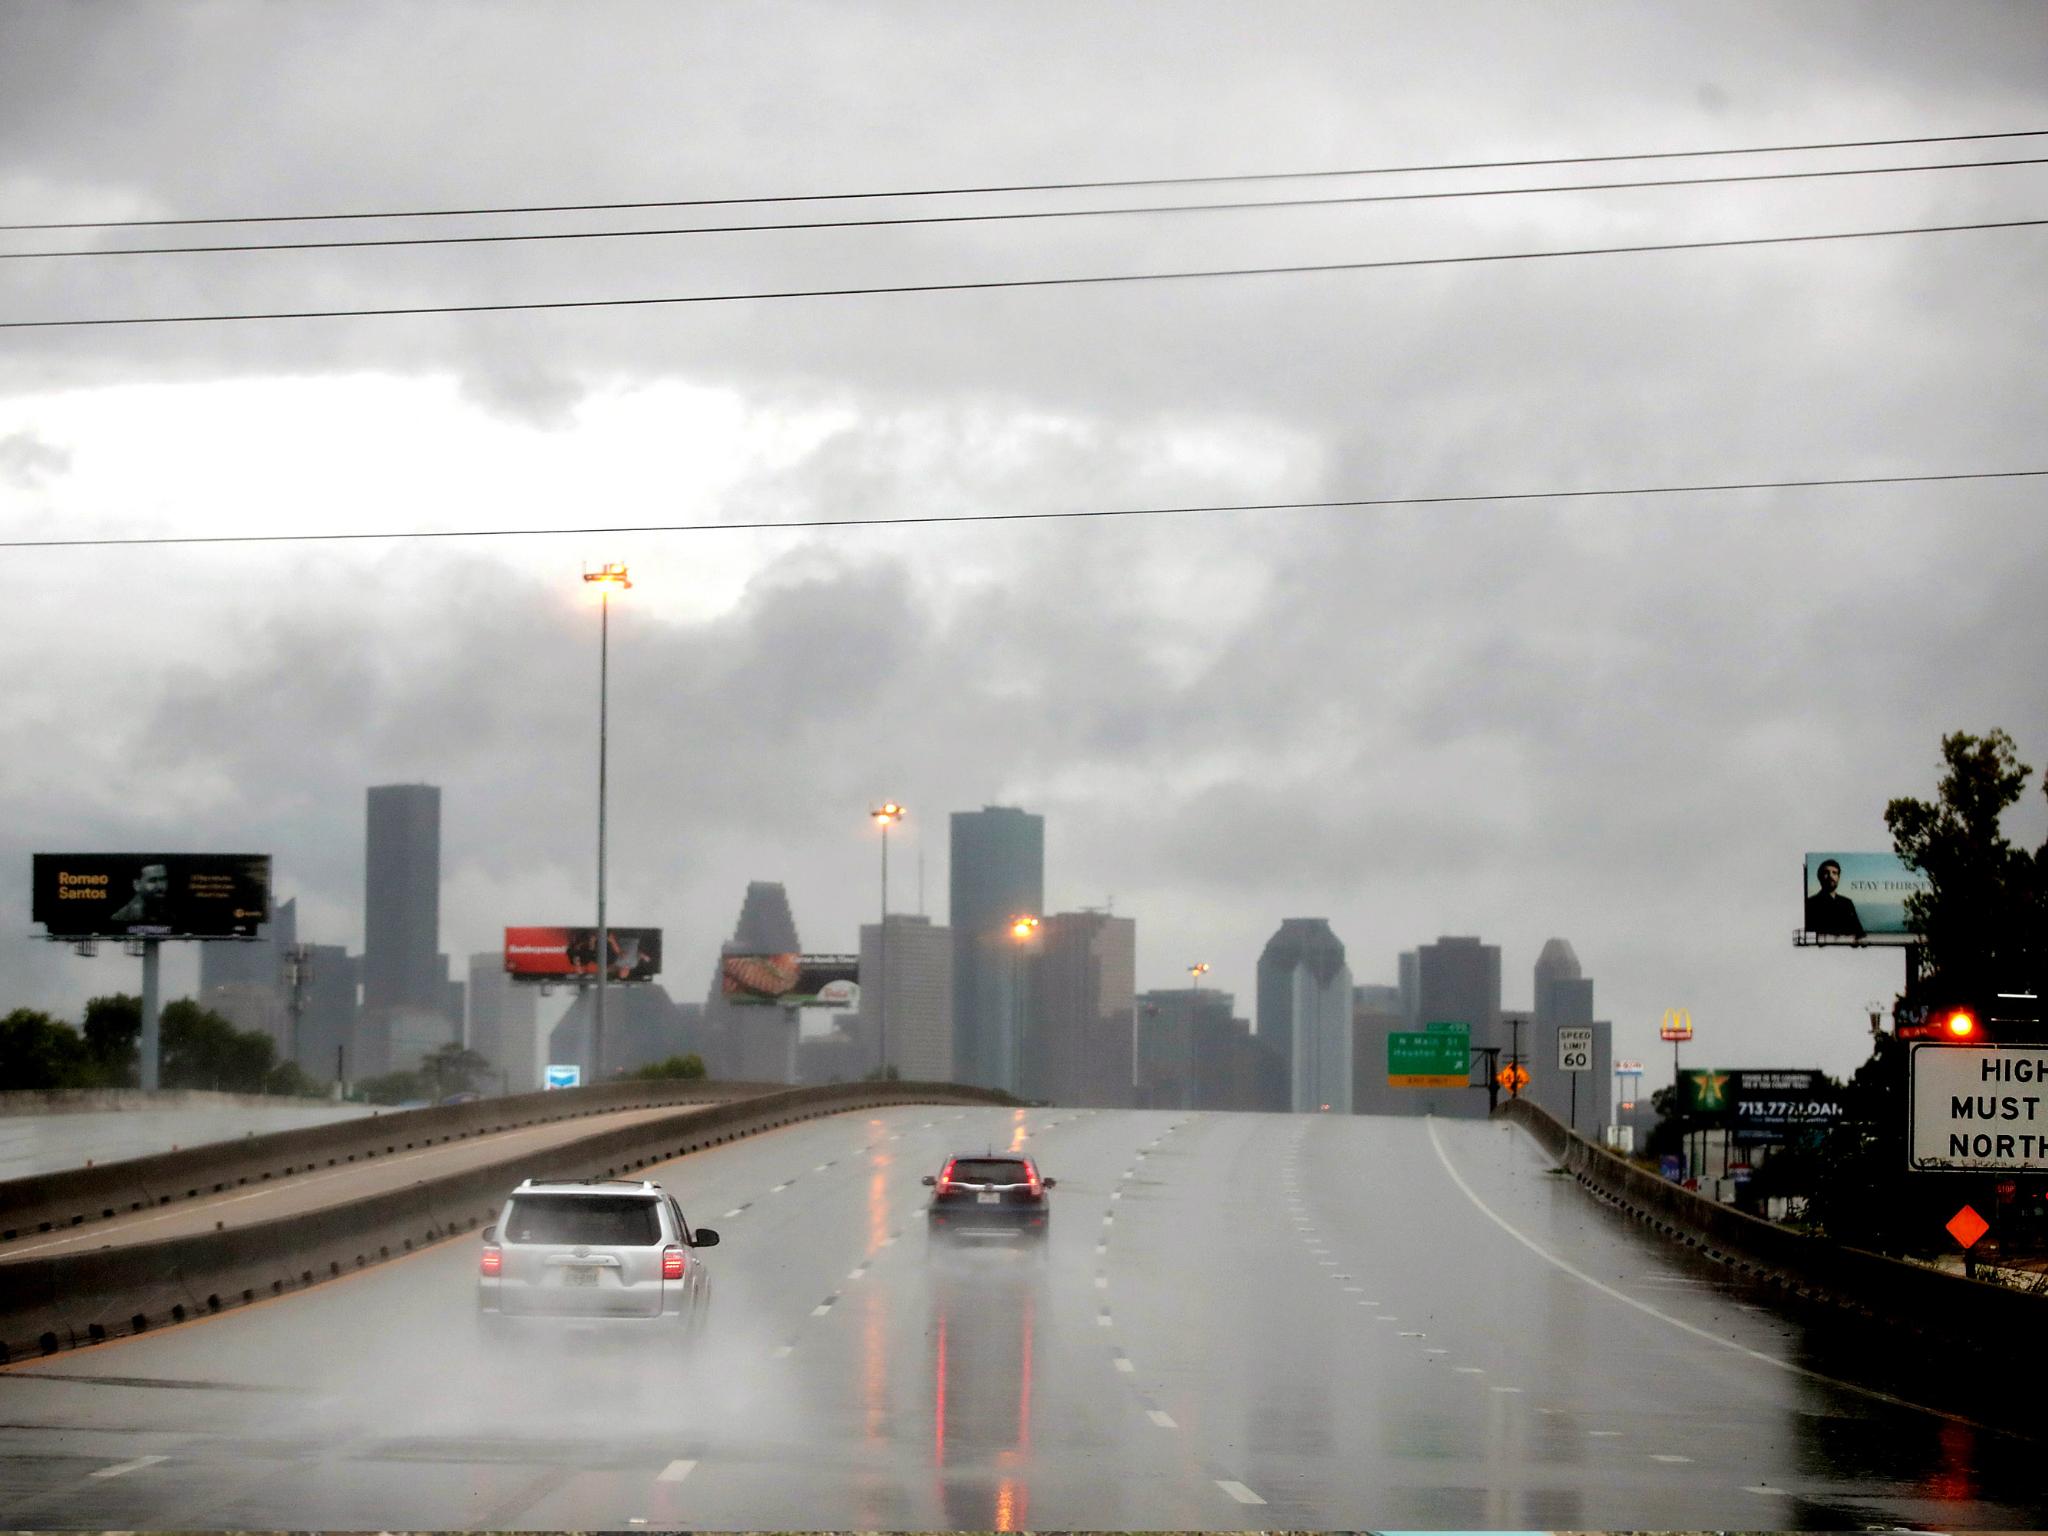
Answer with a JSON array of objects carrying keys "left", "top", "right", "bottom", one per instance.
[
  {"left": 0, "top": 1103, "right": 720, "bottom": 1261},
  {"left": 0, "top": 1104, "right": 2040, "bottom": 1530}
]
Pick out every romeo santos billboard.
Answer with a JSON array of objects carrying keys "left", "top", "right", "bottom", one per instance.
[
  {"left": 504, "top": 926, "right": 662, "bottom": 983},
  {"left": 32, "top": 853, "right": 271, "bottom": 939}
]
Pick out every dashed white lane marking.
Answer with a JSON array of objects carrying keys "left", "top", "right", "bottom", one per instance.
[
  {"left": 1342, "top": 1286, "right": 1363, "bottom": 1293},
  {"left": 1398, "top": 1330, "right": 1426, "bottom": 1338},
  {"left": 1114, "top": 1357, "right": 1135, "bottom": 1373},
  {"left": 814, "top": 1164, "right": 830, "bottom": 1172},
  {"left": 1147, "top": 1409, "right": 1178, "bottom": 1428},
  {"left": 1102, "top": 1215, "right": 1114, "bottom": 1225},
  {"left": 1454, "top": 1366, "right": 1484, "bottom": 1374},
  {"left": 812, "top": 1301, "right": 835, "bottom": 1316},
  {"left": 657, "top": 1459, "right": 698, "bottom": 1483},
  {"left": 1097, "top": 1312, "right": 1113, "bottom": 1328},
  {"left": 1422, "top": 1114, "right": 1993, "bottom": 1430},
  {"left": 722, "top": 1208, "right": 743, "bottom": 1219},
  {"left": 1744, "top": 1485, "right": 1790, "bottom": 1496},
  {"left": 847, "top": 1267, "right": 866, "bottom": 1281},
  {"left": 1651, "top": 1453, "right": 1693, "bottom": 1463},
  {"left": 1096, "top": 1243, "right": 1107, "bottom": 1255},
  {"left": 1094, "top": 1276, "right": 1108, "bottom": 1289},
  {"left": 1111, "top": 1192, "right": 1122, "bottom": 1201},
  {"left": 771, "top": 1345, "right": 793, "bottom": 1359},
  {"left": 1589, "top": 1430, "right": 1623, "bottom": 1437},
  {"left": 1490, "top": 1386, "right": 1522, "bottom": 1394},
  {"left": 1374, "top": 1314, "right": 1396, "bottom": 1321},
  {"left": 1425, "top": 1348, "right": 1448, "bottom": 1355},
  {"left": 772, "top": 1183, "right": 790, "bottom": 1193},
  {"left": 90, "top": 1455, "right": 166, "bottom": 1480},
  {"left": 1215, "top": 1479, "right": 1266, "bottom": 1505}
]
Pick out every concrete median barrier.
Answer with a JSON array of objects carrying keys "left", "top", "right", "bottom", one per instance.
[
  {"left": 0, "top": 1080, "right": 1016, "bottom": 1362},
  {"left": 1497, "top": 1095, "right": 2045, "bottom": 1361},
  {"left": 0, "top": 1077, "right": 786, "bottom": 1245}
]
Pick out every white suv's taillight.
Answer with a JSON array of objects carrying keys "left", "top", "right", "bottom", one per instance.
[
  {"left": 479, "top": 1246, "right": 502, "bottom": 1277},
  {"left": 662, "top": 1245, "right": 687, "bottom": 1280}
]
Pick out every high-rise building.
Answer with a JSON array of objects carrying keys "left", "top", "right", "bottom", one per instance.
[
  {"left": 1025, "top": 911, "right": 1134, "bottom": 1107},
  {"left": 468, "top": 951, "right": 541, "bottom": 1093},
  {"left": 1137, "top": 985, "right": 1236, "bottom": 1109},
  {"left": 856, "top": 914, "right": 953, "bottom": 1081},
  {"left": 1528, "top": 937, "right": 1609, "bottom": 1133},
  {"left": 200, "top": 895, "right": 297, "bottom": 1048},
  {"left": 696, "top": 881, "right": 805, "bottom": 1082},
  {"left": 362, "top": 784, "right": 443, "bottom": 1014},
  {"left": 1257, "top": 919, "right": 1354, "bottom": 1114},
  {"left": 297, "top": 944, "right": 358, "bottom": 1083},
  {"left": 1397, "top": 950, "right": 1420, "bottom": 1025},
  {"left": 1351, "top": 983, "right": 1410, "bottom": 1117},
  {"left": 1414, "top": 935, "right": 1502, "bottom": 1121},
  {"left": 949, "top": 807, "right": 1044, "bottom": 1090}
]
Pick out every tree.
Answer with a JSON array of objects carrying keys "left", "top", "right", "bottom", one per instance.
[
  {"left": 630, "top": 1054, "right": 706, "bottom": 1081},
  {"left": 420, "top": 1043, "right": 492, "bottom": 1099},
  {"left": 0, "top": 1008, "right": 92, "bottom": 1090},
  {"left": 354, "top": 1070, "right": 427, "bottom": 1105},
  {"left": 1885, "top": 728, "right": 2045, "bottom": 1006},
  {"left": 80, "top": 994, "right": 141, "bottom": 1087},
  {"left": 160, "top": 999, "right": 277, "bottom": 1093}
]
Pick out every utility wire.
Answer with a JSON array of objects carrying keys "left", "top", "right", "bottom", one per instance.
[
  {"left": 7, "top": 217, "right": 2042, "bottom": 330},
  {"left": 6, "top": 468, "right": 2041, "bottom": 552},
  {"left": 5, "top": 127, "right": 2045, "bottom": 234},
  {"left": 8, "top": 154, "right": 2044, "bottom": 261}
]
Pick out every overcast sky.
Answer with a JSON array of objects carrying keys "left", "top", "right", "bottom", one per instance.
[{"left": 3, "top": 2, "right": 2044, "bottom": 1087}]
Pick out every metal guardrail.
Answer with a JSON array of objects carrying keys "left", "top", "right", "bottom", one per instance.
[
  {"left": 1496, "top": 1095, "right": 2044, "bottom": 1361},
  {"left": 0, "top": 1079, "right": 1016, "bottom": 1362}
]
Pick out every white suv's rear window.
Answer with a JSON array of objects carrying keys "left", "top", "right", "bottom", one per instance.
[{"left": 504, "top": 1194, "right": 661, "bottom": 1246}]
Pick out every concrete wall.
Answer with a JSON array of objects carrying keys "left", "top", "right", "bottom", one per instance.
[{"left": 0, "top": 1079, "right": 1017, "bottom": 1362}]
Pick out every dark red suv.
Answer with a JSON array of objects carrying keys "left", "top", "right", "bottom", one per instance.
[{"left": 923, "top": 1154, "right": 1056, "bottom": 1242}]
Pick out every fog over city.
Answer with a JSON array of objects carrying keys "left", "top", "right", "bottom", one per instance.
[{"left": 3, "top": 2, "right": 2045, "bottom": 1087}]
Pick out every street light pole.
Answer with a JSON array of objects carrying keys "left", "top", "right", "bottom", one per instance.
[
  {"left": 1008, "top": 915, "right": 1039, "bottom": 1097},
  {"left": 870, "top": 803, "right": 903, "bottom": 1079},
  {"left": 583, "top": 562, "right": 630, "bottom": 1082}
]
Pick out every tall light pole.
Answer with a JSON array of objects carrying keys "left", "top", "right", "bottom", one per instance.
[
  {"left": 583, "top": 561, "right": 630, "bottom": 1082},
  {"left": 1008, "top": 914, "right": 1040, "bottom": 1096},
  {"left": 1188, "top": 962, "right": 1210, "bottom": 992},
  {"left": 870, "top": 802, "right": 903, "bottom": 1078}
]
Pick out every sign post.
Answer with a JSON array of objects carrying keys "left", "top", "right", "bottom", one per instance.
[{"left": 1557, "top": 1024, "right": 1592, "bottom": 1132}]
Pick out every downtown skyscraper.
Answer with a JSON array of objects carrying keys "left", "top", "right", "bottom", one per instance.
[
  {"left": 359, "top": 783, "right": 451, "bottom": 1074},
  {"left": 949, "top": 806, "right": 1044, "bottom": 1092},
  {"left": 1257, "top": 918, "right": 1353, "bottom": 1114}
]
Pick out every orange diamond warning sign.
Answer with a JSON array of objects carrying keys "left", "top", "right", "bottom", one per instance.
[{"left": 1946, "top": 1205, "right": 1990, "bottom": 1249}]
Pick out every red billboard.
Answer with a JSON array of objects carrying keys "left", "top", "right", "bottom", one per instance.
[{"left": 504, "top": 926, "right": 661, "bottom": 982}]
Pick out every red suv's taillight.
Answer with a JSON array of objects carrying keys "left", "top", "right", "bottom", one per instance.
[
  {"left": 479, "top": 1246, "right": 502, "bottom": 1277},
  {"left": 662, "top": 1245, "right": 687, "bottom": 1280}
]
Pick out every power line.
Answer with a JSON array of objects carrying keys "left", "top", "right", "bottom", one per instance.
[
  {"left": 7, "top": 217, "right": 2041, "bottom": 330},
  {"left": 7, "top": 468, "right": 2040, "bottom": 552},
  {"left": 5, "top": 127, "right": 2044, "bottom": 234},
  {"left": 9, "top": 154, "right": 2044, "bottom": 262}
]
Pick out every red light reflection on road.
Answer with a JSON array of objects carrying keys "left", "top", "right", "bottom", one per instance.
[{"left": 1924, "top": 1418, "right": 1978, "bottom": 1502}]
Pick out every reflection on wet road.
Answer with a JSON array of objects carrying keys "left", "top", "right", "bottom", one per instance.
[{"left": 0, "top": 1105, "right": 2041, "bottom": 1529}]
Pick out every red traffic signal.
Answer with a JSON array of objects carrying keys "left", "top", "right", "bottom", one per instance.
[{"left": 1899, "top": 1006, "right": 1980, "bottom": 1042}]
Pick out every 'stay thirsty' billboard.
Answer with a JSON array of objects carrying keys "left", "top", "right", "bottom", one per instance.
[
  {"left": 721, "top": 953, "right": 860, "bottom": 1007},
  {"left": 32, "top": 853, "right": 271, "bottom": 939},
  {"left": 1803, "top": 852, "right": 1929, "bottom": 942},
  {"left": 504, "top": 926, "right": 662, "bottom": 982}
]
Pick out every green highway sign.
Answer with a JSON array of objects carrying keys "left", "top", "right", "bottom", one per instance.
[{"left": 1390, "top": 1025, "right": 1470, "bottom": 1088}]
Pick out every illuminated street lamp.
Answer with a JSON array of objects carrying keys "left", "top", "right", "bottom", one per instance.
[
  {"left": 870, "top": 802, "right": 904, "bottom": 1078},
  {"left": 1007, "top": 914, "right": 1040, "bottom": 1094},
  {"left": 582, "top": 561, "right": 630, "bottom": 1080},
  {"left": 1188, "top": 962, "right": 1210, "bottom": 990}
]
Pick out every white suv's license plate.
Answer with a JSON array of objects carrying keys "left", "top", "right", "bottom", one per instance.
[
  {"left": 562, "top": 1266, "right": 601, "bottom": 1287},
  {"left": 976, "top": 1191, "right": 1000, "bottom": 1204}
]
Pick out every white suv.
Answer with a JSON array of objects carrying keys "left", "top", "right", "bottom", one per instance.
[{"left": 477, "top": 1178, "right": 717, "bottom": 1340}]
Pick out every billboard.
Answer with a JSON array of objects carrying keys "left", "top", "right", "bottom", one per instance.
[
  {"left": 720, "top": 952, "right": 860, "bottom": 1008},
  {"left": 503, "top": 926, "right": 661, "bottom": 982},
  {"left": 1802, "top": 852, "right": 1929, "bottom": 944},
  {"left": 32, "top": 853, "right": 270, "bottom": 939},
  {"left": 1678, "top": 1067, "right": 1841, "bottom": 1142}
]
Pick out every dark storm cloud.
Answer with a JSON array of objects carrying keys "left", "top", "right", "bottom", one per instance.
[{"left": 3, "top": 2, "right": 2045, "bottom": 1077}]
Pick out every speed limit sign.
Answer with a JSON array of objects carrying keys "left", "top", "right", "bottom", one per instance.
[{"left": 1557, "top": 1026, "right": 1593, "bottom": 1073}]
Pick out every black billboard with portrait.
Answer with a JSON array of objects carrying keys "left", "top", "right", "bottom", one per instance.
[{"left": 32, "top": 853, "right": 271, "bottom": 939}]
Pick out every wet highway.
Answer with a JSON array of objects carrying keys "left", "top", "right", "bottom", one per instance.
[{"left": 0, "top": 1104, "right": 2040, "bottom": 1530}]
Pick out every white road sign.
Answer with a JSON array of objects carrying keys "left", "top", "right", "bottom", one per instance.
[
  {"left": 1908, "top": 1043, "right": 2048, "bottom": 1171},
  {"left": 1557, "top": 1026, "right": 1594, "bottom": 1073}
]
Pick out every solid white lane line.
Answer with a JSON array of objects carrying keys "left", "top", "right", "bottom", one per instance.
[
  {"left": 1147, "top": 1409, "right": 1178, "bottom": 1428},
  {"left": 1215, "top": 1479, "right": 1266, "bottom": 1505},
  {"left": 90, "top": 1455, "right": 167, "bottom": 1480},
  {"left": 657, "top": 1459, "right": 697, "bottom": 1483},
  {"left": 1423, "top": 1114, "right": 1994, "bottom": 1429}
]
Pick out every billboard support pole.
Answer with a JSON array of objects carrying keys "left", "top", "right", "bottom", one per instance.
[{"left": 139, "top": 939, "right": 162, "bottom": 1093}]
